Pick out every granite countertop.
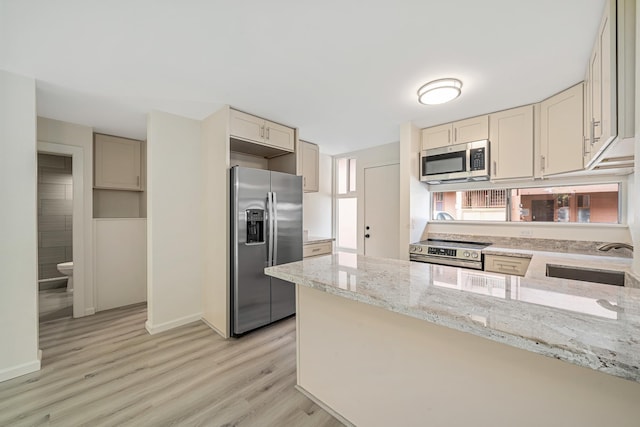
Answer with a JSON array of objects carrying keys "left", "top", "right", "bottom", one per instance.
[
  {"left": 265, "top": 252, "right": 640, "bottom": 383},
  {"left": 303, "top": 236, "right": 335, "bottom": 245}
]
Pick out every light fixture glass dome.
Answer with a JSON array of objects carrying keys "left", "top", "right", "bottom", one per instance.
[{"left": 417, "top": 78, "right": 463, "bottom": 105}]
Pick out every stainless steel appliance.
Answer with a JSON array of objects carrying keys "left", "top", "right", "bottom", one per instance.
[
  {"left": 409, "top": 239, "right": 490, "bottom": 270},
  {"left": 230, "top": 166, "right": 302, "bottom": 336},
  {"left": 420, "top": 140, "right": 490, "bottom": 184}
]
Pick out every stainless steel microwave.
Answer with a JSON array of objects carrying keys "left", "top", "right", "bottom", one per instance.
[{"left": 420, "top": 140, "right": 490, "bottom": 184}]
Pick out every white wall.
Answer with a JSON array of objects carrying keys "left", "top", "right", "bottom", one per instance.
[
  {"left": 37, "top": 117, "right": 94, "bottom": 316},
  {"left": 94, "top": 218, "right": 146, "bottom": 311},
  {"left": 201, "top": 107, "right": 230, "bottom": 337},
  {"left": 0, "top": 70, "right": 40, "bottom": 381},
  {"left": 146, "top": 110, "right": 203, "bottom": 334},
  {"left": 303, "top": 152, "right": 332, "bottom": 237},
  {"left": 399, "top": 122, "right": 430, "bottom": 259}
]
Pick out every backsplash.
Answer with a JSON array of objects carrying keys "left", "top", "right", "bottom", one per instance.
[
  {"left": 427, "top": 232, "right": 633, "bottom": 258},
  {"left": 38, "top": 154, "right": 73, "bottom": 280}
]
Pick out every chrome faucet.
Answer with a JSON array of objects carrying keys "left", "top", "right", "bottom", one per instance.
[{"left": 597, "top": 242, "right": 634, "bottom": 252}]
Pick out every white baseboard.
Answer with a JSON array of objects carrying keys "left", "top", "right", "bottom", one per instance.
[
  {"left": 295, "top": 385, "right": 354, "bottom": 427},
  {"left": 200, "top": 317, "right": 228, "bottom": 338},
  {"left": 0, "top": 359, "right": 41, "bottom": 383},
  {"left": 145, "top": 312, "right": 203, "bottom": 335}
]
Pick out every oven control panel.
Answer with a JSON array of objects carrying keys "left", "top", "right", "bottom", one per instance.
[
  {"left": 427, "top": 247, "right": 456, "bottom": 257},
  {"left": 409, "top": 243, "right": 483, "bottom": 262}
]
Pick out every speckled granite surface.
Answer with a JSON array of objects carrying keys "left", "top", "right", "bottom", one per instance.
[
  {"left": 428, "top": 232, "right": 633, "bottom": 258},
  {"left": 265, "top": 252, "right": 640, "bottom": 383}
]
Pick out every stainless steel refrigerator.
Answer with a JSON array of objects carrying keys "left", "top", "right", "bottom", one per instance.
[{"left": 230, "top": 166, "right": 303, "bottom": 336}]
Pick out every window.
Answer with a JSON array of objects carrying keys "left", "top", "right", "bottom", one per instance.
[
  {"left": 337, "top": 158, "right": 356, "bottom": 195},
  {"left": 335, "top": 157, "right": 357, "bottom": 251},
  {"left": 431, "top": 183, "right": 620, "bottom": 224}
]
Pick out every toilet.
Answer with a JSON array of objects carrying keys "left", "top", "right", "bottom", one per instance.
[{"left": 57, "top": 262, "right": 74, "bottom": 293}]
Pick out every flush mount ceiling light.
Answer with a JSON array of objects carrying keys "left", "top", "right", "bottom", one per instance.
[{"left": 417, "top": 78, "right": 463, "bottom": 105}]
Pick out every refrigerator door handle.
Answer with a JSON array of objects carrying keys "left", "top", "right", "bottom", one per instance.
[
  {"left": 273, "top": 191, "right": 278, "bottom": 265},
  {"left": 267, "top": 191, "right": 274, "bottom": 266}
]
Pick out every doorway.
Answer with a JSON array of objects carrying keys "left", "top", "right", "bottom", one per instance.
[
  {"left": 363, "top": 163, "right": 400, "bottom": 259},
  {"left": 38, "top": 141, "right": 86, "bottom": 319},
  {"left": 37, "top": 153, "right": 74, "bottom": 321},
  {"left": 531, "top": 200, "right": 555, "bottom": 222}
]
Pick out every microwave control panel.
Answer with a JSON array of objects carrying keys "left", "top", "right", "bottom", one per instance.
[{"left": 470, "top": 147, "right": 486, "bottom": 171}]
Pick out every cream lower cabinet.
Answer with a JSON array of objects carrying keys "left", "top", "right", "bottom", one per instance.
[
  {"left": 484, "top": 255, "right": 531, "bottom": 277},
  {"left": 94, "top": 134, "right": 143, "bottom": 191},
  {"left": 421, "top": 115, "right": 489, "bottom": 150},
  {"left": 229, "top": 109, "right": 295, "bottom": 152},
  {"left": 489, "top": 105, "right": 534, "bottom": 180},
  {"left": 303, "top": 241, "right": 332, "bottom": 258},
  {"left": 301, "top": 140, "right": 319, "bottom": 192},
  {"left": 539, "top": 83, "right": 584, "bottom": 176}
]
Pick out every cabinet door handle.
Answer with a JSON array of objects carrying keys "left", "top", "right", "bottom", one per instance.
[
  {"left": 266, "top": 127, "right": 270, "bottom": 140},
  {"left": 447, "top": 129, "right": 451, "bottom": 143},
  {"left": 540, "top": 155, "right": 546, "bottom": 172},
  {"left": 260, "top": 126, "right": 264, "bottom": 138},
  {"left": 492, "top": 161, "right": 497, "bottom": 176},
  {"left": 590, "top": 119, "right": 601, "bottom": 145},
  {"left": 137, "top": 176, "right": 140, "bottom": 187},
  {"left": 583, "top": 137, "right": 590, "bottom": 156},
  {"left": 454, "top": 128, "right": 457, "bottom": 142}
]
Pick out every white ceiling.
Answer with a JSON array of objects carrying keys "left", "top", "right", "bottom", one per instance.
[{"left": 1, "top": 0, "right": 606, "bottom": 155}]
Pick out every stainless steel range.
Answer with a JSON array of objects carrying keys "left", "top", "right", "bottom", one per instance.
[{"left": 409, "top": 239, "right": 491, "bottom": 270}]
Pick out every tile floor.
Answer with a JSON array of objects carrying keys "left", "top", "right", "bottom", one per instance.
[{"left": 39, "top": 286, "right": 72, "bottom": 322}]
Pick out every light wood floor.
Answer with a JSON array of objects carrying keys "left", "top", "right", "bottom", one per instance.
[{"left": 0, "top": 304, "right": 343, "bottom": 427}]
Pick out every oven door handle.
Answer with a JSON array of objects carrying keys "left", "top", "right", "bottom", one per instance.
[{"left": 409, "top": 254, "right": 484, "bottom": 270}]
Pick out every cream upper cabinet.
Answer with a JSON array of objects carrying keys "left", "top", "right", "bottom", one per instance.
[
  {"left": 583, "top": 67, "right": 592, "bottom": 167},
  {"left": 421, "top": 115, "right": 488, "bottom": 150},
  {"left": 539, "top": 84, "right": 584, "bottom": 176},
  {"left": 453, "top": 115, "right": 488, "bottom": 144},
  {"left": 421, "top": 123, "right": 452, "bottom": 150},
  {"left": 94, "top": 134, "right": 142, "bottom": 191},
  {"left": 229, "top": 109, "right": 264, "bottom": 142},
  {"left": 264, "top": 120, "right": 295, "bottom": 152},
  {"left": 584, "top": 0, "right": 616, "bottom": 164},
  {"left": 489, "top": 105, "right": 534, "bottom": 180},
  {"left": 301, "top": 140, "right": 319, "bottom": 192},
  {"left": 229, "top": 109, "right": 295, "bottom": 152}
]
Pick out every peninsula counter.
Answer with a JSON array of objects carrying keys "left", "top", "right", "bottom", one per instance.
[{"left": 265, "top": 252, "right": 640, "bottom": 427}]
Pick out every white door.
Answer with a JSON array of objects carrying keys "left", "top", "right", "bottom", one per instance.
[{"left": 364, "top": 164, "right": 400, "bottom": 259}]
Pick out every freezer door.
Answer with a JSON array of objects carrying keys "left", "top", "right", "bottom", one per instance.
[
  {"left": 270, "top": 171, "right": 303, "bottom": 322},
  {"left": 231, "top": 167, "right": 272, "bottom": 335}
]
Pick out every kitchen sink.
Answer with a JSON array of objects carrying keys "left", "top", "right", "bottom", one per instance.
[{"left": 545, "top": 264, "right": 625, "bottom": 286}]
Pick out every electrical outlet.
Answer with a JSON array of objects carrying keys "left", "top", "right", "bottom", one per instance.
[{"left": 520, "top": 230, "right": 533, "bottom": 237}]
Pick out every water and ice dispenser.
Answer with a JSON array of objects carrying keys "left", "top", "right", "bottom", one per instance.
[{"left": 245, "top": 209, "right": 265, "bottom": 244}]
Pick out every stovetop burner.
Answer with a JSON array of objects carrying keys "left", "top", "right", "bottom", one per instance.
[{"left": 420, "top": 239, "right": 491, "bottom": 250}]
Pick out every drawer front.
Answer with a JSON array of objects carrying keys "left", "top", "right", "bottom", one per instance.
[
  {"left": 485, "top": 255, "right": 530, "bottom": 277},
  {"left": 303, "top": 242, "right": 332, "bottom": 258}
]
